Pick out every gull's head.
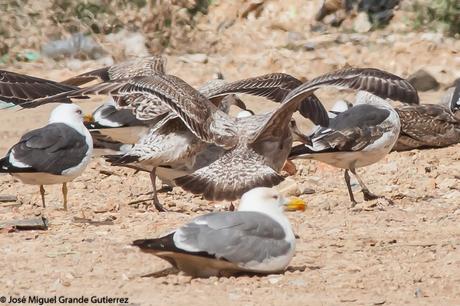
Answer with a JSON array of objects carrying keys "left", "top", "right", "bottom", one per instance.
[
  {"left": 49, "top": 104, "right": 85, "bottom": 128},
  {"left": 331, "top": 99, "right": 352, "bottom": 113},
  {"left": 238, "top": 187, "right": 306, "bottom": 216}
]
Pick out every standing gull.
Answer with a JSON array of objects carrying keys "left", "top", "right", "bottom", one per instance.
[
  {"left": 132, "top": 187, "right": 305, "bottom": 277},
  {"left": 289, "top": 88, "right": 418, "bottom": 206},
  {"left": 0, "top": 104, "right": 93, "bottom": 210},
  {"left": 31, "top": 68, "right": 418, "bottom": 202}
]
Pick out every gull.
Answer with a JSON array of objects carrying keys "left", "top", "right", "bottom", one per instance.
[
  {"left": 443, "top": 78, "right": 460, "bottom": 117},
  {"left": 289, "top": 81, "right": 419, "bottom": 206},
  {"left": 393, "top": 78, "right": 459, "bottom": 151},
  {"left": 0, "top": 104, "right": 93, "bottom": 210},
  {"left": 84, "top": 96, "right": 149, "bottom": 144},
  {"left": 394, "top": 106, "right": 460, "bottom": 151},
  {"left": 30, "top": 68, "right": 418, "bottom": 204},
  {"left": 104, "top": 92, "right": 249, "bottom": 211},
  {"left": 132, "top": 187, "right": 305, "bottom": 277},
  {"left": 83, "top": 97, "right": 150, "bottom": 154}
]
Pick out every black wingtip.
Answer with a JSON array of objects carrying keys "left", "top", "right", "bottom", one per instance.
[
  {"left": 132, "top": 233, "right": 177, "bottom": 252},
  {"left": 0, "top": 156, "right": 10, "bottom": 173},
  {"left": 288, "top": 144, "right": 314, "bottom": 159},
  {"left": 132, "top": 239, "right": 154, "bottom": 249}
]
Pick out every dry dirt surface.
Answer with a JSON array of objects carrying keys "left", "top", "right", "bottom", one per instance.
[{"left": 1, "top": 1, "right": 459, "bottom": 305}]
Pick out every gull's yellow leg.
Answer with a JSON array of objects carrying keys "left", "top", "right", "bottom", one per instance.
[
  {"left": 62, "top": 183, "right": 68, "bottom": 211},
  {"left": 39, "top": 185, "right": 46, "bottom": 208}
]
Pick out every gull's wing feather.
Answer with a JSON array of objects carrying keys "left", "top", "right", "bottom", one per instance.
[
  {"left": 0, "top": 70, "right": 82, "bottom": 107},
  {"left": 253, "top": 67, "right": 419, "bottom": 144},
  {"left": 206, "top": 73, "right": 329, "bottom": 126},
  {"left": 61, "top": 56, "right": 166, "bottom": 86}
]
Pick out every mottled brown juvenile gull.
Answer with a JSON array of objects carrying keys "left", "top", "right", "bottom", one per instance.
[
  {"left": 132, "top": 187, "right": 305, "bottom": 277},
  {"left": 31, "top": 68, "right": 419, "bottom": 202},
  {"left": 104, "top": 92, "right": 248, "bottom": 211},
  {"left": 393, "top": 79, "right": 460, "bottom": 151},
  {"left": 0, "top": 104, "right": 92, "bottom": 210}
]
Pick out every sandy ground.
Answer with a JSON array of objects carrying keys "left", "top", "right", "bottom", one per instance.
[{"left": 1, "top": 1, "right": 460, "bottom": 305}]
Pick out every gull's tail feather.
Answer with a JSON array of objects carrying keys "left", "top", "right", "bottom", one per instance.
[
  {"left": 288, "top": 144, "right": 316, "bottom": 159},
  {"left": 133, "top": 234, "right": 177, "bottom": 253},
  {"left": 174, "top": 147, "right": 284, "bottom": 201},
  {"left": 0, "top": 156, "right": 11, "bottom": 173},
  {"left": 104, "top": 154, "right": 139, "bottom": 165}
]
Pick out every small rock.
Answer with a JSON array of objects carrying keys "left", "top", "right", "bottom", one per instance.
[
  {"left": 228, "top": 292, "right": 241, "bottom": 301},
  {"left": 286, "top": 31, "right": 304, "bottom": 45},
  {"left": 353, "top": 12, "right": 372, "bottom": 33},
  {"left": 42, "top": 33, "right": 105, "bottom": 60},
  {"left": 420, "top": 32, "right": 444, "bottom": 44},
  {"left": 276, "top": 177, "right": 300, "bottom": 196},
  {"left": 438, "top": 178, "right": 458, "bottom": 190},
  {"left": 105, "top": 30, "right": 149, "bottom": 58},
  {"left": 267, "top": 275, "right": 282, "bottom": 284},
  {"left": 408, "top": 69, "right": 440, "bottom": 91},
  {"left": 288, "top": 279, "right": 306, "bottom": 286},
  {"left": 299, "top": 184, "right": 316, "bottom": 195},
  {"left": 303, "top": 42, "right": 316, "bottom": 51},
  {"left": 179, "top": 53, "right": 208, "bottom": 64}
]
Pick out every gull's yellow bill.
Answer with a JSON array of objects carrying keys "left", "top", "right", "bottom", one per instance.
[
  {"left": 285, "top": 197, "right": 307, "bottom": 212},
  {"left": 83, "top": 114, "right": 94, "bottom": 123}
]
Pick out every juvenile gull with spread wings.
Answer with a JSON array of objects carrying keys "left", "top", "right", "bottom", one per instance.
[
  {"left": 0, "top": 104, "right": 93, "bottom": 210},
  {"left": 132, "top": 187, "right": 305, "bottom": 277}
]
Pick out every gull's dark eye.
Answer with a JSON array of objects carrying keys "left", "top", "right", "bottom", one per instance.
[
  {"left": 272, "top": 195, "right": 278, "bottom": 200},
  {"left": 76, "top": 109, "right": 82, "bottom": 115}
]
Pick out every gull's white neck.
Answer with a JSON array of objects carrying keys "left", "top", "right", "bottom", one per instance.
[{"left": 355, "top": 91, "right": 394, "bottom": 110}]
